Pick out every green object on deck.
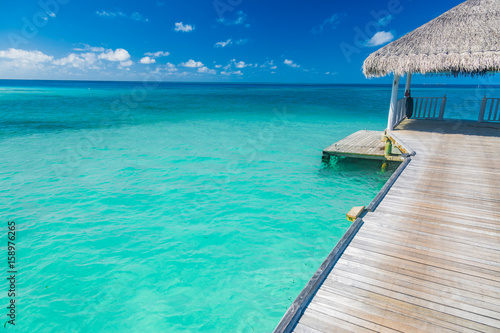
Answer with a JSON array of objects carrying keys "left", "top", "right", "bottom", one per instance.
[{"left": 384, "top": 138, "right": 392, "bottom": 155}]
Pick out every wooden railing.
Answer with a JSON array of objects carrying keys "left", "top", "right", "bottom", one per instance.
[
  {"left": 392, "top": 98, "right": 407, "bottom": 128},
  {"left": 413, "top": 96, "right": 447, "bottom": 120},
  {"left": 392, "top": 95, "right": 446, "bottom": 128},
  {"left": 479, "top": 96, "right": 500, "bottom": 122}
]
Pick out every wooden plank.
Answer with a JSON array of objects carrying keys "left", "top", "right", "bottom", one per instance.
[
  {"left": 359, "top": 221, "right": 500, "bottom": 263},
  {"left": 335, "top": 256, "right": 500, "bottom": 303},
  {"left": 307, "top": 301, "right": 401, "bottom": 333},
  {"left": 349, "top": 237, "right": 500, "bottom": 282},
  {"left": 362, "top": 212, "right": 500, "bottom": 251},
  {"left": 341, "top": 247, "right": 500, "bottom": 296},
  {"left": 332, "top": 260, "right": 500, "bottom": 315},
  {"left": 322, "top": 130, "right": 400, "bottom": 161},
  {"left": 374, "top": 204, "right": 500, "bottom": 234},
  {"left": 293, "top": 323, "right": 324, "bottom": 333},
  {"left": 319, "top": 281, "right": 493, "bottom": 333},
  {"left": 299, "top": 307, "right": 375, "bottom": 333},
  {"left": 311, "top": 289, "right": 459, "bottom": 333},
  {"left": 323, "top": 273, "right": 500, "bottom": 329}
]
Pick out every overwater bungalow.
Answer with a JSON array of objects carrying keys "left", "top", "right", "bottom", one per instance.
[{"left": 274, "top": 0, "right": 500, "bottom": 332}]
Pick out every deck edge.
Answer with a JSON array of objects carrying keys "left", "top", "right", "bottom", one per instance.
[
  {"left": 272, "top": 218, "right": 364, "bottom": 333},
  {"left": 366, "top": 156, "right": 412, "bottom": 212},
  {"left": 387, "top": 130, "right": 416, "bottom": 156}
]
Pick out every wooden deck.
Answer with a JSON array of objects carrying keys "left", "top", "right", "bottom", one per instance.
[
  {"left": 322, "top": 130, "right": 403, "bottom": 161},
  {"left": 275, "top": 119, "right": 500, "bottom": 333}
]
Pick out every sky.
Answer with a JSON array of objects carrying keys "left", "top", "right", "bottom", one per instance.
[{"left": 0, "top": 0, "right": 497, "bottom": 84}]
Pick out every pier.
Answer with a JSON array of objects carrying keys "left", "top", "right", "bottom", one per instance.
[
  {"left": 274, "top": 118, "right": 500, "bottom": 333},
  {"left": 322, "top": 130, "right": 403, "bottom": 162}
]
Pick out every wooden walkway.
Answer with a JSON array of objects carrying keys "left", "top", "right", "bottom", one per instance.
[
  {"left": 322, "top": 130, "right": 402, "bottom": 161},
  {"left": 274, "top": 119, "right": 500, "bottom": 333}
]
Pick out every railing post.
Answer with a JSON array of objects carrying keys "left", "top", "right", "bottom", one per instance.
[
  {"left": 478, "top": 95, "right": 487, "bottom": 122},
  {"left": 438, "top": 95, "right": 447, "bottom": 120},
  {"left": 387, "top": 75, "right": 400, "bottom": 131}
]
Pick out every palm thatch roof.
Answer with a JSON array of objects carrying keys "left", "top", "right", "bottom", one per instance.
[{"left": 363, "top": 0, "right": 500, "bottom": 77}]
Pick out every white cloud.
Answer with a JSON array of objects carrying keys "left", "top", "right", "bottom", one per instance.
[
  {"left": 73, "top": 44, "right": 106, "bottom": 52},
  {"left": 98, "top": 48, "right": 131, "bottom": 62},
  {"left": 366, "top": 31, "right": 394, "bottom": 46},
  {"left": 235, "top": 39, "right": 248, "bottom": 45},
  {"left": 53, "top": 53, "right": 98, "bottom": 69},
  {"left": 66, "top": 46, "right": 134, "bottom": 68},
  {"left": 153, "top": 62, "right": 178, "bottom": 74},
  {"left": 234, "top": 61, "right": 246, "bottom": 68},
  {"left": 139, "top": 56, "right": 156, "bottom": 64},
  {"left": 96, "top": 10, "right": 149, "bottom": 22},
  {"left": 119, "top": 60, "right": 133, "bottom": 67},
  {"left": 214, "top": 39, "right": 232, "bottom": 48},
  {"left": 96, "top": 10, "right": 114, "bottom": 17},
  {"left": 198, "top": 66, "right": 216, "bottom": 74},
  {"left": 144, "top": 51, "right": 169, "bottom": 57},
  {"left": 217, "top": 11, "right": 248, "bottom": 26},
  {"left": 261, "top": 60, "right": 277, "bottom": 69},
  {"left": 97, "top": 48, "right": 133, "bottom": 67},
  {"left": 221, "top": 70, "right": 243, "bottom": 76},
  {"left": 311, "top": 13, "right": 345, "bottom": 34},
  {"left": 284, "top": 59, "right": 300, "bottom": 68},
  {"left": 175, "top": 22, "right": 194, "bottom": 32},
  {"left": 164, "top": 63, "right": 178, "bottom": 72},
  {"left": 215, "top": 64, "right": 222, "bottom": 68},
  {"left": 0, "top": 48, "right": 53, "bottom": 63},
  {"left": 181, "top": 59, "right": 203, "bottom": 68}
]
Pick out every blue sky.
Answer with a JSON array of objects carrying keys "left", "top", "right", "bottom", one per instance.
[{"left": 0, "top": 0, "right": 497, "bottom": 84}]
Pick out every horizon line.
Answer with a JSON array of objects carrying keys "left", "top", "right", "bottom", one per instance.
[{"left": 0, "top": 78, "right": 499, "bottom": 87}]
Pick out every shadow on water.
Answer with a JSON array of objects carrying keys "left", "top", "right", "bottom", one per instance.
[
  {"left": 318, "top": 155, "right": 401, "bottom": 179},
  {"left": 315, "top": 155, "right": 401, "bottom": 210}
]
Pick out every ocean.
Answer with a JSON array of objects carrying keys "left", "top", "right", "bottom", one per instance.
[{"left": 0, "top": 80, "right": 497, "bottom": 332}]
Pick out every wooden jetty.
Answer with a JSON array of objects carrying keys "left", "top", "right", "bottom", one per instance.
[
  {"left": 322, "top": 131, "right": 403, "bottom": 162},
  {"left": 274, "top": 119, "right": 500, "bottom": 333}
]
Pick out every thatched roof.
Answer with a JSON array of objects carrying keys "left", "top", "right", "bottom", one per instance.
[{"left": 363, "top": 0, "right": 500, "bottom": 77}]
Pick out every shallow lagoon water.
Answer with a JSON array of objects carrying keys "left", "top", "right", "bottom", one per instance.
[{"left": 1, "top": 81, "right": 495, "bottom": 332}]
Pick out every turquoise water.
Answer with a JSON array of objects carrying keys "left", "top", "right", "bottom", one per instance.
[{"left": 0, "top": 81, "right": 496, "bottom": 332}]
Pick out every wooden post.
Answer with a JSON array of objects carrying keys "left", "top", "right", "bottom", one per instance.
[
  {"left": 387, "top": 75, "right": 400, "bottom": 131},
  {"left": 404, "top": 73, "right": 412, "bottom": 94},
  {"left": 438, "top": 95, "right": 447, "bottom": 120},
  {"left": 478, "top": 95, "right": 487, "bottom": 122}
]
